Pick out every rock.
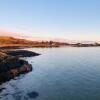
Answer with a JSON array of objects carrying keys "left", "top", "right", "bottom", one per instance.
[
  {"left": 0, "top": 62, "right": 32, "bottom": 84},
  {"left": 27, "top": 92, "right": 39, "bottom": 98},
  {"left": 0, "top": 57, "right": 22, "bottom": 73},
  {"left": 19, "top": 64, "right": 32, "bottom": 74},
  {"left": 0, "top": 52, "right": 9, "bottom": 62},
  {"left": 5, "top": 50, "right": 40, "bottom": 57},
  {"left": 0, "top": 50, "right": 35, "bottom": 84}
]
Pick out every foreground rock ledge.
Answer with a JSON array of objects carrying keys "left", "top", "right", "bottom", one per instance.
[{"left": 0, "top": 50, "right": 40, "bottom": 84}]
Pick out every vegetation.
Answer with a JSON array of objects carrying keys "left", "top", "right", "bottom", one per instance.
[{"left": 0, "top": 36, "right": 100, "bottom": 49}]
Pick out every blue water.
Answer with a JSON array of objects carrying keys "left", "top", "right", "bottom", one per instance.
[{"left": 0, "top": 47, "right": 100, "bottom": 100}]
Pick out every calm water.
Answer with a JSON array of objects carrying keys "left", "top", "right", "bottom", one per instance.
[{"left": 0, "top": 47, "right": 100, "bottom": 100}]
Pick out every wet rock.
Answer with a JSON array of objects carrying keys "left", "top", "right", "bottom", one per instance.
[{"left": 27, "top": 92, "right": 39, "bottom": 98}]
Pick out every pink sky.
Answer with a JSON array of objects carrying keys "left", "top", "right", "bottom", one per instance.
[{"left": 0, "top": 30, "right": 99, "bottom": 44}]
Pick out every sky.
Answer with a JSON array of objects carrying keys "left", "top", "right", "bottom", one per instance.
[{"left": 0, "top": 0, "right": 100, "bottom": 41}]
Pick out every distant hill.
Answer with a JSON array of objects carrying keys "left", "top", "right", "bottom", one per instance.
[
  {"left": 0, "top": 36, "right": 100, "bottom": 48},
  {"left": 0, "top": 36, "right": 64, "bottom": 48},
  {"left": 0, "top": 36, "right": 34, "bottom": 45}
]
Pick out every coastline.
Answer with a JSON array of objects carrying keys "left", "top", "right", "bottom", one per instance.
[
  {"left": 0, "top": 44, "right": 100, "bottom": 84},
  {"left": 0, "top": 48, "right": 40, "bottom": 84}
]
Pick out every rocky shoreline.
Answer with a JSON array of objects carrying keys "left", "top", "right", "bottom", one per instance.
[{"left": 0, "top": 49, "right": 40, "bottom": 84}]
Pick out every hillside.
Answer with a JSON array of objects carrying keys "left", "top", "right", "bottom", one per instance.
[
  {"left": 0, "top": 36, "right": 62, "bottom": 48},
  {"left": 0, "top": 36, "right": 33, "bottom": 44},
  {"left": 0, "top": 36, "right": 100, "bottom": 48}
]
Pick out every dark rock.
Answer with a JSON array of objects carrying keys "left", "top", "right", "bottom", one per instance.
[
  {"left": 27, "top": 91, "right": 39, "bottom": 98},
  {"left": 0, "top": 63, "right": 32, "bottom": 84},
  {"left": 0, "top": 57, "right": 27, "bottom": 73},
  {"left": 5, "top": 50, "right": 40, "bottom": 57},
  {"left": 0, "top": 50, "right": 36, "bottom": 84}
]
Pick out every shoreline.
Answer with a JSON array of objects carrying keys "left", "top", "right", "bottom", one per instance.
[
  {"left": 0, "top": 45, "right": 100, "bottom": 84},
  {"left": 0, "top": 49, "right": 40, "bottom": 84},
  {"left": 0, "top": 44, "right": 100, "bottom": 50}
]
